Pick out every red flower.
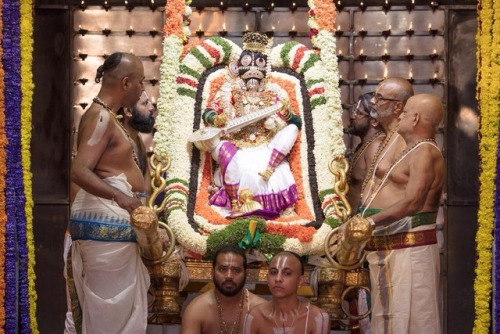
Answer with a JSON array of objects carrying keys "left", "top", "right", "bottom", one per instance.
[
  {"left": 309, "top": 9, "right": 315, "bottom": 16},
  {"left": 309, "top": 28, "right": 319, "bottom": 39}
]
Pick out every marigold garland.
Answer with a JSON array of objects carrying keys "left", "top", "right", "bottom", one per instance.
[
  {"left": 20, "top": 0, "right": 37, "bottom": 331},
  {"left": 265, "top": 222, "right": 316, "bottom": 242},
  {"left": 309, "top": 0, "right": 335, "bottom": 33},
  {"left": 495, "top": 131, "right": 500, "bottom": 330},
  {"left": 492, "top": 9, "right": 500, "bottom": 334},
  {"left": 474, "top": 0, "right": 500, "bottom": 332}
]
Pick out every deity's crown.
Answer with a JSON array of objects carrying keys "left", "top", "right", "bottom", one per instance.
[{"left": 242, "top": 32, "right": 269, "bottom": 53}]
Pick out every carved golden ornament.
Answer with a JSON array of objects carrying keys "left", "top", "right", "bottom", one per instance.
[
  {"left": 148, "top": 257, "right": 181, "bottom": 277},
  {"left": 317, "top": 286, "right": 345, "bottom": 319},
  {"left": 317, "top": 267, "right": 345, "bottom": 284},
  {"left": 238, "top": 188, "right": 263, "bottom": 213},
  {"left": 340, "top": 285, "right": 372, "bottom": 321},
  {"left": 131, "top": 206, "right": 164, "bottom": 261},
  {"left": 324, "top": 227, "right": 368, "bottom": 271},
  {"left": 214, "top": 113, "right": 228, "bottom": 127},
  {"left": 318, "top": 155, "right": 372, "bottom": 329},
  {"left": 328, "top": 155, "right": 351, "bottom": 222},
  {"left": 333, "top": 215, "right": 373, "bottom": 267},
  {"left": 316, "top": 267, "right": 346, "bottom": 320},
  {"left": 148, "top": 154, "right": 172, "bottom": 215},
  {"left": 324, "top": 156, "right": 371, "bottom": 271},
  {"left": 344, "top": 268, "right": 370, "bottom": 287},
  {"left": 130, "top": 154, "right": 182, "bottom": 324},
  {"left": 242, "top": 32, "right": 269, "bottom": 53},
  {"left": 258, "top": 166, "right": 275, "bottom": 181}
]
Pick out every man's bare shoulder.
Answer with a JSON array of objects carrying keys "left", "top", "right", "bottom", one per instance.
[
  {"left": 308, "top": 303, "right": 330, "bottom": 334},
  {"left": 245, "top": 301, "right": 272, "bottom": 334},
  {"left": 181, "top": 290, "right": 215, "bottom": 334},
  {"left": 409, "top": 142, "right": 443, "bottom": 165},
  {"left": 307, "top": 302, "right": 328, "bottom": 317},
  {"left": 80, "top": 105, "right": 106, "bottom": 123},
  {"left": 184, "top": 290, "right": 214, "bottom": 312},
  {"left": 364, "top": 135, "right": 385, "bottom": 159},
  {"left": 77, "top": 105, "right": 115, "bottom": 136},
  {"left": 248, "top": 299, "right": 271, "bottom": 316}
]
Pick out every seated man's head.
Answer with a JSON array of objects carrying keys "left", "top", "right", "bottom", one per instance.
[
  {"left": 212, "top": 245, "right": 248, "bottom": 297},
  {"left": 267, "top": 251, "right": 304, "bottom": 299},
  {"left": 239, "top": 32, "right": 270, "bottom": 90}
]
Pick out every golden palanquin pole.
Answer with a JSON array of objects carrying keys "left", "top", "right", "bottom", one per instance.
[
  {"left": 317, "top": 156, "right": 372, "bottom": 330},
  {"left": 130, "top": 154, "right": 183, "bottom": 324}
]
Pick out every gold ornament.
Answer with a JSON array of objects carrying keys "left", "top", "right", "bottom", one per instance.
[{"left": 242, "top": 32, "right": 269, "bottom": 53}]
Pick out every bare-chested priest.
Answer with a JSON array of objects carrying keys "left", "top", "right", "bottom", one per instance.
[
  {"left": 359, "top": 77, "right": 414, "bottom": 211},
  {"left": 359, "top": 94, "right": 445, "bottom": 333},
  {"left": 181, "top": 245, "right": 266, "bottom": 334},
  {"left": 244, "top": 251, "right": 330, "bottom": 334},
  {"left": 68, "top": 52, "right": 149, "bottom": 333},
  {"left": 346, "top": 92, "right": 384, "bottom": 210}
]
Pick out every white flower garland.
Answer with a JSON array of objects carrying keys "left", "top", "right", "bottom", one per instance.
[
  {"left": 154, "top": 35, "right": 183, "bottom": 163},
  {"left": 155, "top": 9, "right": 344, "bottom": 255}
]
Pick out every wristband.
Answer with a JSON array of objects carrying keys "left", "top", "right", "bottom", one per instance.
[{"left": 367, "top": 217, "right": 376, "bottom": 227}]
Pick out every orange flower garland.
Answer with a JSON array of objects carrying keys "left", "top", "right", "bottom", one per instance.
[
  {"left": 163, "top": 0, "right": 185, "bottom": 38},
  {"left": 311, "top": 0, "right": 336, "bottom": 33},
  {"left": 265, "top": 222, "right": 316, "bottom": 242}
]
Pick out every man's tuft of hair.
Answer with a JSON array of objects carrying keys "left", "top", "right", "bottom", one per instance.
[{"left": 95, "top": 52, "right": 123, "bottom": 83}]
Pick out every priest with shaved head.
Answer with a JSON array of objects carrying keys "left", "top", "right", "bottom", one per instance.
[
  {"left": 67, "top": 52, "right": 149, "bottom": 333},
  {"left": 355, "top": 92, "right": 445, "bottom": 333}
]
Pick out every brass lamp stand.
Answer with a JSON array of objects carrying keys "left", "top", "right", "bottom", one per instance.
[
  {"left": 130, "top": 154, "right": 183, "bottom": 324},
  {"left": 317, "top": 156, "right": 372, "bottom": 330}
]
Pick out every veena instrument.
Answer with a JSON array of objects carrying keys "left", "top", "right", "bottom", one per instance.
[{"left": 188, "top": 101, "right": 283, "bottom": 151}]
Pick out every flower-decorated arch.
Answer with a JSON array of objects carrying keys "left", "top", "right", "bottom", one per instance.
[{"left": 154, "top": 0, "right": 344, "bottom": 259}]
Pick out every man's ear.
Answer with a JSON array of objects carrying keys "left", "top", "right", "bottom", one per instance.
[
  {"left": 412, "top": 112, "right": 420, "bottom": 126},
  {"left": 298, "top": 274, "right": 305, "bottom": 286},
  {"left": 121, "top": 76, "right": 130, "bottom": 91},
  {"left": 394, "top": 101, "right": 404, "bottom": 115},
  {"left": 124, "top": 107, "right": 133, "bottom": 117}
]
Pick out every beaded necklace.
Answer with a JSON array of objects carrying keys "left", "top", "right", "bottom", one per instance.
[
  {"left": 347, "top": 130, "right": 384, "bottom": 184},
  {"left": 92, "top": 97, "right": 140, "bottom": 168},
  {"left": 215, "top": 289, "right": 246, "bottom": 334},
  {"left": 360, "top": 128, "right": 398, "bottom": 198},
  {"left": 361, "top": 138, "right": 437, "bottom": 213}
]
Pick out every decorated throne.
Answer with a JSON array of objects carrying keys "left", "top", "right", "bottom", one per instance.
[{"left": 136, "top": 0, "right": 372, "bottom": 330}]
